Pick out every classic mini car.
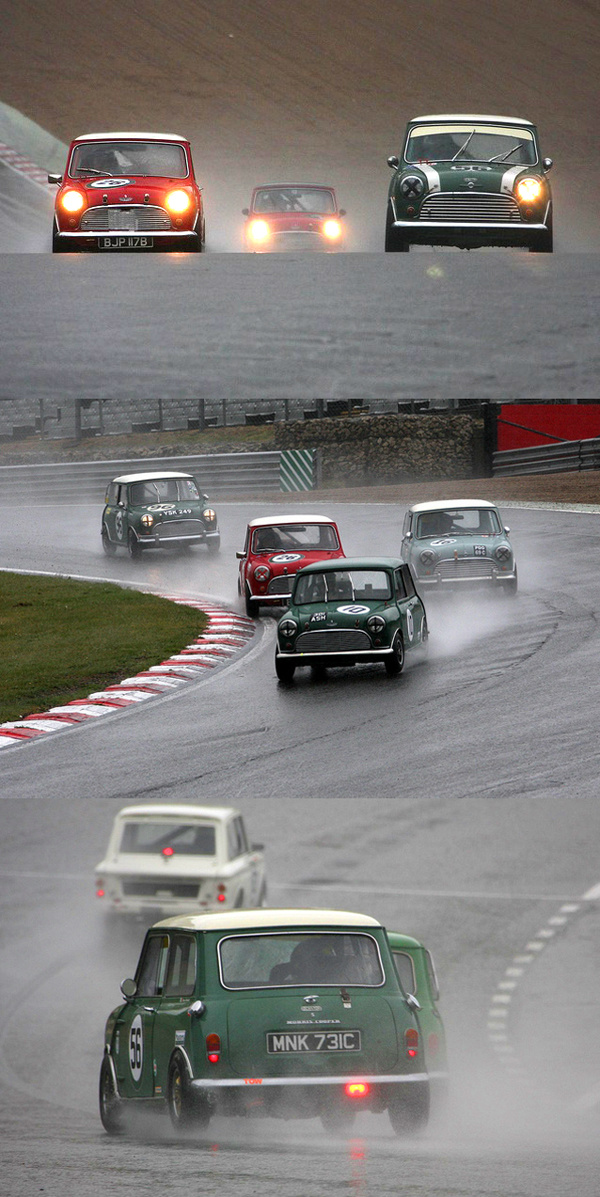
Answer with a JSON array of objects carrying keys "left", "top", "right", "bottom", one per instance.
[
  {"left": 237, "top": 514, "right": 345, "bottom": 618},
  {"left": 275, "top": 557, "right": 428, "bottom": 681},
  {"left": 385, "top": 114, "right": 553, "bottom": 253},
  {"left": 101, "top": 471, "right": 220, "bottom": 560},
  {"left": 400, "top": 500, "right": 517, "bottom": 593},
  {"left": 99, "top": 908, "right": 431, "bottom": 1136},
  {"left": 387, "top": 933, "right": 448, "bottom": 1106},
  {"left": 49, "top": 131, "right": 205, "bottom": 252},
  {"left": 243, "top": 185, "right": 346, "bottom": 251},
  {"left": 94, "top": 804, "right": 266, "bottom": 918}
]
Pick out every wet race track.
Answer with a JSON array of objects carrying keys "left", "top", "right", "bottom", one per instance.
[{"left": 1, "top": 498, "right": 600, "bottom": 1196}]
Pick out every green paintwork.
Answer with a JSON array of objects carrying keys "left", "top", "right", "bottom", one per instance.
[
  {"left": 387, "top": 932, "right": 448, "bottom": 1085},
  {"left": 101, "top": 471, "right": 220, "bottom": 558}
]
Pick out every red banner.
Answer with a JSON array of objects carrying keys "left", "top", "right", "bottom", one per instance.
[{"left": 498, "top": 405, "right": 600, "bottom": 451}]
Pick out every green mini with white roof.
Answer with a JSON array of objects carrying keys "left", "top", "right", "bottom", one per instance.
[{"left": 101, "top": 470, "right": 220, "bottom": 559}]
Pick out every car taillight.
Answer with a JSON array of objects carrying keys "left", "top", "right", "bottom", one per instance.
[
  {"left": 345, "top": 1082, "right": 370, "bottom": 1098},
  {"left": 206, "top": 1033, "right": 221, "bottom": 1063},
  {"left": 405, "top": 1028, "right": 419, "bottom": 1058},
  {"left": 96, "top": 883, "right": 105, "bottom": 898},
  {"left": 217, "top": 883, "right": 226, "bottom": 904}
]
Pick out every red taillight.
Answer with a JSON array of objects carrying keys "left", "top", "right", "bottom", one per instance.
[
  {"left": 405, "top": 1028, "right": 419, "bottom": 1058},
  {"left": 217, "top": 884, "right": 226, "bottom": 903},
  {"left": 217, "top": 893, "right": 226, "bottom": 903},
  {"left": 345, "top": 1082, "right": 370, "bottom": 1098},
  {"left": 96, "top": 888, "right": 105, "bottom": 898},
  {"left": 206, "top": 1033, "right": 221, "bottom": 1063},
  {"left": 162, "top": 846, "right": 174, "bottom": 857}
]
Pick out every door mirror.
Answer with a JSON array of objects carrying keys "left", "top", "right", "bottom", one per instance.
[
  {"left": 387, "top": 155, "right": 399, "bottom": 170},
  {"left": 120, "top": 977, "right": 138, "bottom": 1001},
  {"left": 242, "top": 208, "right": 249, "bottom": 215},
  {"left": 338, "top": 208, "right": 347, "bottom": 216},
  {"left": 236, "top": 550, "right": 245, "bottom": 559},
  {"left": 48, "top": 173, "right": 62, "bottom": 185},
  {"left": 542, "top": 157, "right": 553, "bottom": 172},
  {"left": 405, "top": 992, "right": 421, "bottom": 1011},
  {"left": 504, "top": 526, "right": 510, "bottom": 534}
]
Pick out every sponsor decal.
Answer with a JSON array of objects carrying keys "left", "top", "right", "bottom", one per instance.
[
  {"left": 88, "top": 177, "right": 133, "bottom": 189},
  {"left": 244, "top": 1078, "right": 263, "bottom": 1085},
  {"left": 429, "top": 538, "right": 456, "bottom": 547},
  {"left": 175, "top": 1030, "right": 186, "bottom": 1044},
  {"left": 310, "top": 612, "right": 326, "bottom": 623},
  {"left": 337, "top": 604, "right": 370, "bottom": 615},
  {"left": 270, "top": 553, "right": 304, "bottom": 563}
]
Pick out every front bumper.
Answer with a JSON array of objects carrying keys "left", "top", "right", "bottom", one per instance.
[
  {"left": 392, "top": 218, "right": 548, "bottom": 248},
  {"left": 416, "top": 570, "right": 517, "bottom": 587},
  {"left": 139, "top": 527, "right": 220, "bottom": 548},
  {"left": 276, "top": 647, "right": 393, "bottom": 666},
  {"left": 247, "top": 231, "right": 343, "bottom": 252},
  {"left": 53, "top": 230, "right": 201, "bottom": 252}
]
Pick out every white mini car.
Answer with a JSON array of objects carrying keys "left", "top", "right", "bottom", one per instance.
[{"left": 94, "top": 804, "right": 266, "bottom": 917}]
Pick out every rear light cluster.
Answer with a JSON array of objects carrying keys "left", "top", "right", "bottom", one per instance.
[
  {"left": 345, "top": 1082, "right": 370, "bottom": 1098},
  {"left": 405, "top": 1028, "right": 419, "bottom": 1059},
  {"left": 217, "top": 884, "right": 226, "bottom": 904},
  {"left": 206, "top": 1033, "right": 221, "bottom": 1064}
]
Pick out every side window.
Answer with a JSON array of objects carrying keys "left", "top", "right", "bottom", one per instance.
[
  {"left": 227, "top": 818, "right": 247, "bottom": 860},
  {"left": 401, "top": 564, "right": 416, "bottom": 597},
  {"left": 392, "top": 951, "right": 417, "bottom": 995},
  {"left": 136, "top": 935, "right": 169, "bottom": 996},
  {"left": 425, "top": 949, "right": 440, "bottom": 1001},
  {"left": 236, "top": 816, "right": 249, "bottom": 854},
  {"left": 244, "top": 527, "right": 250, "bottom": 554},
  {"left": 394, "top": 569, "right": 407, "bottom": 599},
  {"left": 117, "top": 485, "right": 127, "bottom": 507},
  {"left": 401, "top": 512, "right": 410, "bottom": 538},
  {"left": 164, "top": 934, "right": 197, "bottom": 997},
  {"left": 106, "top": 482, "right": 118, "bottom": 504}
]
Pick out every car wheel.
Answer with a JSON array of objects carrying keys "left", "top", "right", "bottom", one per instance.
[
  {"left": 275, "top": 655, "right": 296, "bottom": 683},
  {"left": 99, "top": 1056, "right": 124, "bottom": 1135},
  {"left": 311, "top": 663, "right": 327, "bottom": 679},
  {"left": 503, "top": 567, "right": 518, "bottom": 596},
  {"left": 127, "top": 530, "right": 142, "bottom": 561},
  {"left": 245, "top": 590, "right": 259, "bottom": 618},
  {"left": 258, "top": 880, "right": 267, "bottom": 906},
  {"left": 420, "top": 616, "right": 429, "bottom": 654},
  {"left": 101, "top": 524, "right": 117, "bottom": 557},
  {"left": 388, "top": 1082, "right": 430, "bottom": 1136},
  {"left": 385, "top": 203, "right": 409, "bottom": 253},
  {"left": 385, "top": 632, "right": 405, "bottom": 676},
  {"left": 206, "top": 538, "right": 220, "bottom": 555},
  {"left": 529, "top": 213, "right": 553, "bottom": 253},
  {"left": 167, "top": 1054, "right": 211, "bottom": 1132}
]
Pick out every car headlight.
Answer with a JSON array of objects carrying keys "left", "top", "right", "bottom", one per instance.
[
  {"left": 401, "top": 175, "right": 424, "bottom": 198},
  {"left": 323, "top": 219, "right": 342, "bottom": 240},
  {"left": 165, "top": 189, "right": 191, "bottom": 214},
  {"left": 202, "top": 508, "right": 216, "bottom": 523},
  {"left": 516, "top": 177, "right": 542, "bottom": 203},
  {"left": 140, "top": 514, "right": 154, "bottom": 528},
  {"left": 60, "top": 190, "right": 85, "bottom": 213},
  {"left": 279, "top": 619, "right": 298, "bottom": 637},
  {"left": 248, "top": 219, "right": 270, "bottom": 243},
  {"left": 367, "top": 615, "right": 386, "bottom": 633},
  {"left": 495, "top": 545, "right": 512, "bottom": 561},
  {"left": 254, "top": 565, "right": 271, "bottom": 581},
  {"left": 420, "top": 549, "right": 437, "bottom": 565}
]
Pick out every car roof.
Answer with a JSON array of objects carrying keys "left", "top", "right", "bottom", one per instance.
[
  {"left": 409, "top": 114, "right": 534, "bottom": 126},
  {"left": 298, "top": 556, "right": 402, "bottom": 573},
  {"left": 73, "top": 132, "right": 187, "bottom": 142},
  {"left": 110, "top": 471, "right": 195, "bottom": 483},
  {"left": 252, "top": 183, "right": 336, "bottom": 191},
  {"left": 409, "top": 499, "right": 498, "bottom": 513},
  {"left": 248, "top": 514, "right": 336, "bottom": 528},
  {"left": 386, "top": 931, "right": 423, "bottom": 949},
  {"left": 114, "top": 804, "right": 237, "bottom": 822},
  {"left": 154, "top": 908, "right": 382, "bottom": 932}
]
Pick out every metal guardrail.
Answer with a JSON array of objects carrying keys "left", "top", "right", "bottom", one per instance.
[
  {"left": 0, "top": 452, "right": 282, "bottom": 505},
  {"left": 493, "top": 437, "right": 600, "bottom": 477}
]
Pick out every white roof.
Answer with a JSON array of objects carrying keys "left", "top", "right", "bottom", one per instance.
[
  {"left": 114, "top": 804, "right": 237, "bottom": 822},
  {"left": 411, "top": 114, "right": 534, "bottom": 126},
  {"left": 74, "top": 132, "right": 187, "bottom": 142},
  {"left": 248, "top": 514, "right": 335, "bottom": 528},
  {"left": 155, "top": 908, "right": 382, "bottom": 932},
  {"left": 409, "top": 498, "right": 498, "bottom": 513},
  {"left": 110, "top": 471, "right": 195, "bottom": 483}
]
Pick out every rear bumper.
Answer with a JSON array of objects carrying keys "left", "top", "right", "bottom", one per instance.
[{"left": 192, "top": 1072, "right": 428, "bottom": 1088}]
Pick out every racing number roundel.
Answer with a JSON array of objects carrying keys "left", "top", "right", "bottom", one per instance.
[
  {"left": 129, "top": 1014, "right": 143, "bottom": 1082},
  {"left": 406, "top": 608, "right": 414, "bottom": 642}
]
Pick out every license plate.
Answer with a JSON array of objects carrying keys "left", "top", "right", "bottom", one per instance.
[
  {"left": 99, "top": 236, "right": 154, "bottom": 249},
  {"left": 266, "top": 1030, "right": 361, "bottom": 1054}
]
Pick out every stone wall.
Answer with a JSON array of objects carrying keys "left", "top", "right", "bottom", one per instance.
[{"left": 274, "top": 414, "right": 485, "bottom": 484}]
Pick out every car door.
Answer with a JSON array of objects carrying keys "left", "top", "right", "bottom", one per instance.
[
  {"left": 115, "top": 932, "right": 169, "bottom": 1099},
  {"left": 103, "top": 482, "right": 120, "bottom": 542},
  {"left": 399, "top": 564, "right": 425, "bottom": 644},
  {"left": 153, "top": 932, "right": 199, "bottom": 1095},
  {"left": 227, "top": 816, "right": 260, "bottom": 906},
  {"left": 109, "top": 483, "right": 128, "bottom": 547}
]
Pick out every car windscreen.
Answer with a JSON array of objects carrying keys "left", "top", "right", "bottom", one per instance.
[
  {"left": 253, "top": 188, "right": 336, "bottom": 214},
  {"left": 252, "top": 524, "right": 339, "bottom": 552},
  {"left": 415, "top": 508, "right": 502, "bottom": 538},
  {"left": 129, "top": 477, "right": 200, "bottom": 505},
  {"left": 219, "top": 932, "right": 384, "bottom": 988},
  {"left": 294, "top": 569, "right": 392, "bottom": 604},
  {"left": 119, "top": 820, "right": 216, "bottom": 856},
  {"left": 69, "top": 141, "right": 188, "bottom": 178},
  {"left": 405, "top": 124, "right": 537, "bottom": 165}
]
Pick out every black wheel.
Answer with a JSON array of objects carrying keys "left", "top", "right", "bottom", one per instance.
[
  {"left": 52, "top": 233, "right": 69, "bottom": 253},
  {"left": 99, "top": 1056, "right": 124, "bottom": 1135},
  {"left": 320, "top": 1104, "right": 356, "bottom": 1133},
  {"left": 388, "top": 1082, "right": 430, "bottom": 1136},
  {"left": 503, "top": 567, "right": 518, "bottom": 596},
  {"left": 420, "top": 616, "right": 429, "bottom": 654},
  {"left": 206, "top": 538, "right": 220, "bottom": 555},
  {"left": 385, "top": 632, "right": 405, "bottom": 676},
  {"left": 275, "top": 655, "right": 296, "bottom": 682},
  {"left": 101, "top": 524, "right": 117, "bottom": 557},
  {"left": 245, "top": 590, "right": 259, "bottom": 618},
  {"left": 167, "top": 1054, "right": 211, "bottom": 1133},
  {"left": 385, "top": 203, "right": 409, "bottom": 252},
  {"left": 529, "top": 211, "right": 553, "bottom": 253},
  {"left": 127, "top": 530, "right": 142, "bottom": 561},
  {"left": 311, "top": 663, "right": 327, "bottom": 680}
]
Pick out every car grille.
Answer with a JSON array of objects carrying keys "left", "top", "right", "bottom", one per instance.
[
  {"left": 296, "top": 629, "right": 372, "bottom": 653},
  {"left": 155, "top": 519, "right": 205, "bottom": 540},
  {"left": 80, "top": 205, "right": 172, "bottom": 232},
  {"left": 419, "top": 193, "right": 521, "bottom": 222},
  {"left": 268, "top": 575, "right": 294, "bottom": 596},
  {"left": 436, "top": 559, "right": 496, "bottom": 579},
  {"left": 121, "top": 878, "right": 200, "bottom": 899}
]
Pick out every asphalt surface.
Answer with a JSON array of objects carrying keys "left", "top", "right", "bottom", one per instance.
[{"left": 1, "top": 499, "right": 599, "bottom": 1196}]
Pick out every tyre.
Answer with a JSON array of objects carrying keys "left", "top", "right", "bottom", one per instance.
[
  {"left": 503, "top": 567, "right": 518, "bottom": 596},
  {"left": 388, "top": 1082, "right": 430, "bottom": 1136},
  {"left": 420, "top": 616, "right": 430, "bottom": 655},
  {"left": 245, "top": 590, "right": 259, "bottom": 618},
  {"left": 127, "top": 530, "right": 143, "bottom": 561},
  {"left": 529, "top": 212, "right": 553, "bottom": 253},
  {"left": 275, "top": 655, "right": 296, "bottom": 682},
  {"left": 311, "top": 663, "right": 327, "bottom": 679},
  {"left": 385, "top": 632, "right": 405, "bottom": 677},
  {"left": 167, "top": 1054, "right": 211, "bottom": 1133},
  {"left": 206, "top": 538, "right": 220, "bottom": 555},
  {"left": 101, "top": 524, "right": 117, "bottom": 557},
  {"left": 385, "top": 203, "right": 409, "bottom": 253},
  {"left": 99, "top": 1056, "right": 124, "bottom": 1135}
]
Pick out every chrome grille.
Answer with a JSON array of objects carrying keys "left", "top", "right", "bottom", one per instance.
[
  {"left": 296, "top": 629, "right": 371, "bottom": 653},
  {"left": 268, "top": 575, "right": 294, "bottom": 596},
  {"left": 121, "top": 878, "right": 200, "bottom": 898},
  {"left": 419, "top": 193, "right": 521, "bottom": 222},
  {"left": 80, "top": 205, "right": 172, "bottom": 232},
  {"left": 437, "top": 559, "right": 496, "bottom": 579},
  {"left": 155, "top": 519, "right": 205, "bottom": 540}
]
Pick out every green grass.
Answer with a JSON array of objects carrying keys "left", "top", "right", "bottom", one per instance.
[{"left": 0, "top": 573, "right": 208, "bottom": 723}]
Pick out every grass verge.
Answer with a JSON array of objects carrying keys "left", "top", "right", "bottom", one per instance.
[{"left": 0, "top": 573, "right": 208, "bottom": 724}]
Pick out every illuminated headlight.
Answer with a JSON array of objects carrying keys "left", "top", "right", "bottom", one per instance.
[
  {"left": 420, "top": 549, "right": 437, "bottom": 565},
  {"left": 367, "top": 615, "right": 386, "bottom": 634},
  {"left": 323, "top": 219, "right": 342, "bottom": 240},
  {"left": 279, "top": 619, "right": 298, "bottom": 638},
  {"left": 516, "top": 177, "right": 542, "bottom": 203},
  {"left": 140, "top": 514, "right": 154, "bottom": 528},
  {"left": 401, "top": 175, "right": 424, "bottom": 198},
  {"left": 202, "top": 508, "right": 216, "bottom": 523},
  {"left": 495, "top": 544, "right": 512, "bottom": 561},
  {"left": 60, "top": 190, "right": 85, "bottom": 213},
  {"left": 249, "top": 219, "right": 270, "bottom": 243},
  {"left": 165, "top": 189, "right": 191, "bottom": 214},
  {"left": 254, "top": 565, "right": 271, "bottom": 581}
]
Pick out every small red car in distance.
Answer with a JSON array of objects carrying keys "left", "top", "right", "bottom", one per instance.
[
  {"left": 49, "top": 132, "right": 205, "bottom": 252},
  {"left": 237, "top": 515, "right": 345, "bottom": 617},
  {"left": 242, "top": 185, "right": 346, "bottom": 251}
]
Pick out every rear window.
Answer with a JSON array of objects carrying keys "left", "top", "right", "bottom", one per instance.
[
  {"left": 119, "top": 820, "right": 216, "bottom": 856},
  {"left": 219, "top": 932, "right": 384, "bottom": 989}
]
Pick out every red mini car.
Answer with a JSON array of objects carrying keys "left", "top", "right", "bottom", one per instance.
[
  {"left": 242, "top": 185, "right": 346, "bottom": 251},
  {"left": 49, "top": 132, "right": 205, "bottom": 252},
  {"left": 237, "top": 515, "right": 345, "bottom": 617}
]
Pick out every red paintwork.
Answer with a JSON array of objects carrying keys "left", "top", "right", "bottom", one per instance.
[
  {"left": 239, "top": 518, "right": 345, "bottom": 608},
  {"left": 498, "top": 404, "right": 600, "bottom": 450},
  {"left": 243, "top": 184, "right": 344, "bottom": 250}
]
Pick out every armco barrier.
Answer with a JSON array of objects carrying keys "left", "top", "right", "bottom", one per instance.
[
  {"left": 493, "top": 437, "right": 600, "bottom": 477},
  {"left": 0, "top": 452, "right": 283, "bottom": 505}
]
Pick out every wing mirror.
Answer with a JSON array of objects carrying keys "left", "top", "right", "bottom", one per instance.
[
  {"left": 187, "top": 1000, "right": 206, "bottom": 1018},
  {"left": 120, "top": 977, "right": 138, "bottom": 1001},
  {"left": 405, "top": 992, "right": 421, "bottom": 1011},
  {"left": 48, "top": 173, "right": 62, "bottom": 185},
  {"left": 339, "top": 208, "right": 347, "bottom": 216},
  {"left": 542, "top": 158, "right": 553, "bottom": 172},
  {"left": 504, "top": 526, "right": 510, "bottom": 534},
  {"left": 242, "top": 208, "right": 249, "bottom": 215},
  {"left": 387, "top": 155, "right": 399, "bottom": 170},
  {"left": 236, "top": 550, "right": 245, "bottom": 559}
]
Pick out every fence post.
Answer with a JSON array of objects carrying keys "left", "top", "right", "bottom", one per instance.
[{"left": 483, "top": 403, "right": 499, "bottom": 477}]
